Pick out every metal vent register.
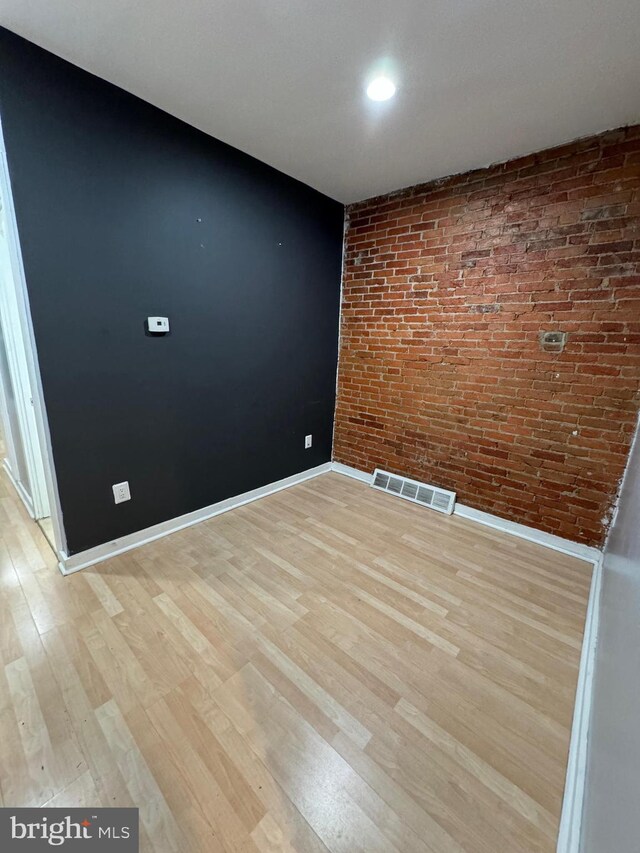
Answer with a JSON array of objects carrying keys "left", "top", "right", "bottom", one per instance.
[{"left": 371, "top": 469, "right": 456, "bottom": 515}]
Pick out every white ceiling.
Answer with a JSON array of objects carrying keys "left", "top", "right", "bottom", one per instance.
[{"left": 2, "top": 0, "right": 640, "bottom": 202}]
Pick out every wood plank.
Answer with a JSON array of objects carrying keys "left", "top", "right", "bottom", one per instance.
[{"left": 0, "top": 462, "right": 591, "bottom": 852}]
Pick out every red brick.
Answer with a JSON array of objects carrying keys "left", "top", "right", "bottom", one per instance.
[{"left": 333, "top": 124, "right": 640, "bottom": 547}]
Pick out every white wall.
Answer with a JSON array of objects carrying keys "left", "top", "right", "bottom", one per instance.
[
  {"left": 0, "top": 317, "right": 30, "bottom": 487},
  {"left": 0, "top": 194, "right": 33, "bottom": 500},
  {"left": 582, "top": 415, "right": 640, "bottom": 851}
]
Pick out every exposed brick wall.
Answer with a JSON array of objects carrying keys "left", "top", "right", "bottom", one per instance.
[{"left": 333, "top": 125, "right": 640, "bottom": 547}]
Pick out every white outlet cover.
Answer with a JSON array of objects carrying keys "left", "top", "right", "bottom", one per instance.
[
  {"left": 112, "top": 481, "right": 131, "bottom": 504},
  {"left": 305, "top": 434, "right": 312, "bottom": 449}
]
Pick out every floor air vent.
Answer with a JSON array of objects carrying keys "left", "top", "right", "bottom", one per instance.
[{"left": 371, "top": 469, "right": 456, "bottom": 515}]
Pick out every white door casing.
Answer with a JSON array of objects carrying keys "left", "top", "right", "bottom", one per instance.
[{"left": 0, "top": 112, "right": 66, "bottom": 553}]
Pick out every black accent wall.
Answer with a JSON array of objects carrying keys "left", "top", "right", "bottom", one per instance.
[{"left": 0, "top": 28, "right": 343, "bottom": 554}]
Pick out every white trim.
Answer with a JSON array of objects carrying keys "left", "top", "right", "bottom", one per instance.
[
  {"left": 555, "top": 416, "right": 640, "bottom": 850},
  {"left": 0, "top": 134, "right": 48, "bottom": 518},
  {"left": 3, "top": 456, "right": 35, "bottom": 517},
  {"left": 330, "top": 207, "right": 348, "bottom": 455},
  {"left": 556, "top": 555, "right": 603, "bottom": 853},
  {"left": 0, "top": 349, "right": 20, "bottom": 481},
  {"left": 453, "top": 502, "right": 601, "bottom": 564},
  {"left": 0, "top": 115, "right": 66, "bottom": 551},
  {"left": 331, "top": 462, "right": 601, "bottom": 564},
  {"left": 59, "top": 462, "right": 332, "bottom": 575},
  {"left": 330, "top": 461, "right": 371, "bottom": 483}
]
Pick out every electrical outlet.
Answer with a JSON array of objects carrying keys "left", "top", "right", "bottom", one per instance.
[
  {"left": 305, "top": 434, "right": 312, "bottom": 449},
  {"left": 112, "top": 481, "right": 131, "bottom": 504}
]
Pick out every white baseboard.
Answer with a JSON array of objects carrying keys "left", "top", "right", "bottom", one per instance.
[
  {"left": 331, "top": 461, "right": 600, "bottom": 564},
  {"left": 3, "top": 458, "right": 35, "bottom": 518},
  {"left": 330, "top": 461, "right": 371, "bottom": 483},
  {"left": 556, "top": 555, "right": 603, "bottom": 853},
  {"left": 59, "top": 462, "right": 332, "bottom": 575},
  {"left": 453, "top": 503, "right": 601, "bottom": 564}
]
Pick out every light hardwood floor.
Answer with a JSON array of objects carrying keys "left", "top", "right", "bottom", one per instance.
[{"left": 0, "top": 461, "right": 592, "bottom": 852}]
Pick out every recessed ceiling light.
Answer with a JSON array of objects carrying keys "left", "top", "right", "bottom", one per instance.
[{"left": 366, "top": 76, "right": 396, "bottom": 102}]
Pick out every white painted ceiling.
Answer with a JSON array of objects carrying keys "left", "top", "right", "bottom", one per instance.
[{"left": 2, "top": 0, "right": 640, "bottom": 202}]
